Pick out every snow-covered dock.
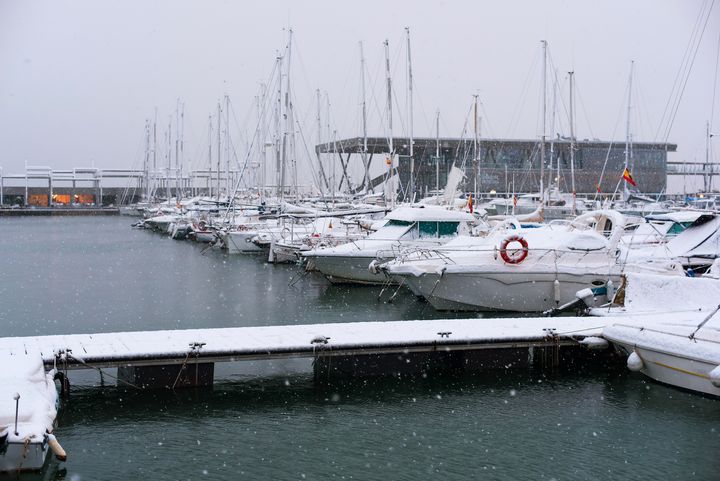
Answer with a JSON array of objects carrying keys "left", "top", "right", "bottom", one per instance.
[{"left": 0, "top": 317, "right": 611, "bottom": 379}]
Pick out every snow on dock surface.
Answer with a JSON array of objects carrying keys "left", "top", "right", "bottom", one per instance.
[{"left": 0, "top": 317, "right": 610, "bottom": 369}]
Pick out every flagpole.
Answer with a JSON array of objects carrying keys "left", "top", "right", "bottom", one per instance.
[{"left": 624, "top": 61, "right": 634, "bottom": 200}]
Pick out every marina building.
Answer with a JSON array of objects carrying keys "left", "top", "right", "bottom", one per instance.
[{"left": 317, "top": 137, "right": 676, "bottom": 197}]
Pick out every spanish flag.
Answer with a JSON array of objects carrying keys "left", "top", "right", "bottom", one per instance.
[{"left": 622, "top": 168, "right": 637, "bottom": 187}]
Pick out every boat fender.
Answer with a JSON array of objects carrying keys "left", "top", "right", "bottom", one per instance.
[
  {"left": 575, "top": 288, "right": 596, "bottom": 307},
  {"left": 368, "top": 260, "right": 380, "bottom": 274},
  {"left": 627, "top": 351, "right": 644, "bottom": 372},
  {"left": 46, "top": 433, "right": 67, "bottom": 462},
  {"left": 0, "top": 428, "right": 7, "bottom": 455},
  {"left": 606, "top": 280, "right": 615, "bottom": 302},
  {"left": 578, "top": 337, "right": 609, "bottom": 350},
  {"left": 553, "top": 280, "right": 561, "bottom": 303},
  {"left": 710, "top": 366, "right": 720, "bottom": 388},
  {"left": 499, "top": 235, "right": 529, "bottom": 264}
]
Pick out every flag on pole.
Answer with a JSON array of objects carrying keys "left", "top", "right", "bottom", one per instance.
[
  {"left": 622, "top": 168, "right": 637, "bottom": 187},
  {"left": 596, "top": 183, "right": 601, "bottom": 193}
]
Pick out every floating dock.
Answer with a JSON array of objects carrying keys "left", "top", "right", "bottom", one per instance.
[{"left": 0, "top": 317, "right": 617, "bottom": 389}]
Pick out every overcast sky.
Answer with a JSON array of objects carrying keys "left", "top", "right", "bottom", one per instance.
[{"left": 0, "top": 0, "right": 718, "bottom": 192}]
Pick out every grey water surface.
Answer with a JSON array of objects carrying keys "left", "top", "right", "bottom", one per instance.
[{"left": 1, "top": 217, "right": 718, "bottom": 481}]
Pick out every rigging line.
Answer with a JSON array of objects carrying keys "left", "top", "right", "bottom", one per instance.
[
  {"left": 663, "top": 0, "right": 716, "bottom": 143},
  {"left": 655, "top": 0, "right": 713, "bottom": 142},
  {"left": 478, "top": 99, "right": 495, "bottom": 139},
  {"left": 222, "top": 63, "right": 282, "bottom": 213},
  {"left": 636, "top": 72, "right": 657, "bottom": 144},
  {"left": 228, "top": 95, "right": 255, "bottom": 148},
  {"left": 710, "top": 21, "right": 720, "bottom": 132},
  {"left": 658, "top": 0, "right": 716, "bottom": 142},
  {"left": 593, "top": 85, "right": 626, "bottom": 202},
  {"left": 549, "top": 54, "right": 570, "bottom": 135},
  {"left": 120, "top": 124, "right": 150, "bottom": 203},
  {"left": 506, "top": 48, "right": 540, "bottom": 139},
  {"left": 295, "top": 119, "right": 323, "bottom": 193},
  {"left": 573, "top": 79, "right": 596, "bottom": 141},
  {"left": 453, "top": 102, "right": 475, "bottom": 171},
  {"left": 367, "top": 54, "right": 389, "bottom": 140}
]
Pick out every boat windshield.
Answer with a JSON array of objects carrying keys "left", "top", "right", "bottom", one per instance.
[
  {"left": 368, "top": 219, "right": 414, "bottom": 240},
  {"left": 395, "top": 221, "right": 462, "bottom": 240},
  {"left": 418, "top": 221, "right": 460, "bottom": 238}
]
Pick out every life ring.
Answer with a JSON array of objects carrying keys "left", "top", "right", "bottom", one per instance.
[{"left": 499, "top": 235, "right": 529, "bottom": 264}]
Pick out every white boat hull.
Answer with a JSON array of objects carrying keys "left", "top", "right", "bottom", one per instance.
[
  {"left": 410, "top": 269, "right": 615, "bottom": 312},
  {"left": 221, "top": 231, "right": 264, "bottom": 254},
  {"left": 0, "top": 438, "right": 49, "bottom": 472},
  {"left": 309, "top": 255, "right": 390, "bottom": 285},
  {"left": 608, "top": 338, "right": 720, "bottom": 397}
]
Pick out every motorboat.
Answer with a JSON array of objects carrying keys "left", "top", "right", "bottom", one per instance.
[
  {"left": 1, "top": 354, "right": 65, "bottom": 472},
  {"left": 623, "top": 213, "right": 720, "bottom": 271},
  {"left": 382, "top": 210, "right": 684, "bottom": 312},
  {"left": 597, "top": 273, "right": 720, "bottom": 396},
  {"left": 302, "top": 205, "right": 476, "bottom": 284}
]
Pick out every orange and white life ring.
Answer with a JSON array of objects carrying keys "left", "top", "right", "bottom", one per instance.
[{"left": 499, "top": 235, "right": 529, "bottom": 264}]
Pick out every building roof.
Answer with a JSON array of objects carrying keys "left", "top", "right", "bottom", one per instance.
[{"left": 316, "top": 136, "right": 677, "bottom": 155}]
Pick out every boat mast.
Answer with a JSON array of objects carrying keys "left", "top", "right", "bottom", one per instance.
[
  {"left": 473, "top": 94, "right": 478, "bottom": 200},
  {"left": 180, "top": 102, "right": 185, "bottom": 197},
  {"left": 549, "top": 72, "right": 557, "bottom": 193},
  {"left": 217, "top": 101, "right": 222, "bottom": 202},
  {"left": 406, "top": 27, "right": 414, "bottom": 201},
  {"left": 384, "top": 39, "right": 395, "bottom": 208},
  {"left": 258, "top": 83, "right": 267, "bottom": 197},
  {"left": 175, "top": 99, "right": 181, "bottom": 202},
  {"left": 383, "top": 39, "right": 395, "bottom": 208},
  {"left": 315, "top": 88, "right": 329, "bottom": 195},
  {"left": 540, "top": 40, "right": 547, "bottom": 204},
  {"left": 435, "top": 110, "right": 440, "bottom": 194},
  {"left": 207, "top": 114, "right": 213, "bottom": 198},
  {"left": 143, "top": 119, "right": 150, "bottom": 202},
  {"left": 326, "top": 94, "right": 332, "bottom": 197},
  {"left": 152, "top": 109, "right": 157, "bottom": 203},
  {"left": 705, "top": 120, "right": 711, "bottom": 192},
  {"left": 225, "top": 95, "right": 231, "bottom": 199},
  {"left": 274, "top": 53, "right": 282, "bottom": 199},
  {"left": 360, "top": 41, "right": 370, "bottom": 195},
  {"left": 166, "top": 117, "right": 172, "bottom": 202},
  {"left": 332, "top": 129, "right": 337, "bottom": 205},
  {"left": 279, "top": 29, "right": 293, "bottom": 203},
  {"left": 568, "top": 71, "right": 576, "bottom": 213},
  {"left": 624, "top": 61, "right": 634, "bottom": 200}
]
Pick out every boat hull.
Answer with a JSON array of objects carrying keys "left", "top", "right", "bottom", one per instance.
[
  {"left": 309, "top": 255, "right": 390, "bottom": 285},
  {"left": 0, "top": 439, "right": 49, "bottom": 472},
  {"left": 608, "top": 339, "right": 720, "bottom": 397},
  {"left": 406, "top": 269, "right": 615, "bottom": 312},
  {"left": 221, "top": 231, "right": 265, "bottom": 254}
]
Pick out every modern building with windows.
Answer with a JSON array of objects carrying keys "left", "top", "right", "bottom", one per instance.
[{"left": 316, "top": 137, "right": 676, "bottom": 197}]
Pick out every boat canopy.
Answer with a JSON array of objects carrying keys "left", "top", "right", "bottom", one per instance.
[{"left": 384, "top": 206, "right": 474, "bottom": 223}]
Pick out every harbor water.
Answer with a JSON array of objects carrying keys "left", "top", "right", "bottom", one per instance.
[{"left": 1, "top": 217, "right": 719, "bottom": 480}]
